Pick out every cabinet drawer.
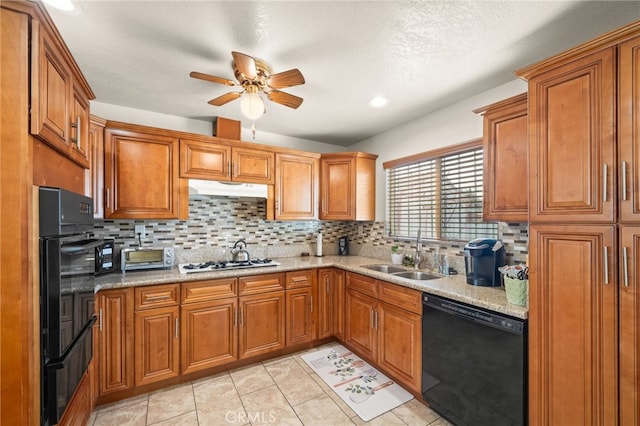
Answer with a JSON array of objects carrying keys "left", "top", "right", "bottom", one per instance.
[
  {"left": 134, "top": 284, "right": 179, "bottom": 310},
  {"left": 239, "top": 273, "right": 285, "bottom": 295},
  {"left": 377, "top": 281, "right": 422, "bottom": 315},
  {"left": 285, "top": 269, "right": 315, "bottom": 289},
  {"left": 182, "top": 278, "right": 237, "bottom": 304},
  {"left": 346, "top": 272, "right": 377, "bottom": 298}
]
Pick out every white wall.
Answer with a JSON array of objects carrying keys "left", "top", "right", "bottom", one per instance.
[
  {"left": 90, "top": 101, "right": 344, "bottom": 153},
  {"left": 351, "top": 79, "right": 528, "bottom": 221}
]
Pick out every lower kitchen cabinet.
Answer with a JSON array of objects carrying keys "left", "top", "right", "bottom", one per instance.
[
  {"left": 619, "top": 226, "right": 640, "bottom": 425},
  {"left": 344, "top": 273, "right": 422, "bottom": 393},
  {"left": 318, "top": 268, "right": 345, "bottom": 339},
  {"left": 180, "top": 278, "right": 238, "bottom": 374},
  {"left": 285, "top": 269, "right": 317, "bottom": 346},
  {"left": 239, "top": 291, "right": 286, "bottom": 359},
  {"left": 134, "top": 306, "right": 180, "bottom": 386},
  {"left": 181, "top": 297, "right": 238, "bottom": 374},
  {"left": 529, "top": 225, "right": 617, "bottom": 425},
  {"left": 96, "top": 288, "right": 133, "bottom": 398}
]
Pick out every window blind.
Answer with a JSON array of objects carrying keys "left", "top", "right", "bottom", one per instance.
[{"left": 386, "top": 145, "right": 497, "bottom": 241}]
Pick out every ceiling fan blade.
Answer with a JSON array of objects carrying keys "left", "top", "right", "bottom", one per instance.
[
  {"left": 268, "top": 69, "right": 305, "bottom": 89},
  {"left": 231, "top": 51, "right": 258, "bottom": 80},
  {"left": 267, "top": 90, "right": 304, "bottom": 109},
  {"left": 208, "top": 92, "right": 243, "bottom": 106},
  {"left": 190, "top": 71, "right": 236, "bottom": 86}
]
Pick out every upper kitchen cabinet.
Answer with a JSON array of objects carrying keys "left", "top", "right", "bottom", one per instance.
[
  {"left": 31, "top": 17, "right": 94, "bottom": 168},
  {"left": 180, "top": 137, "right": 274, "bottom": 184},
  {"left": 105, "top": 121, "right": 188, "bottom": 219},
  {"left": 473, "top": 93, "right": 528, "bottom": 222},
  {"left": 515, "top": 28, "right": 640, "bottom": 223},
  {"left": 274, "top": 152, "right": 320, "bottom": 220},
  {"left": 320, "top": 152, "right": 378, "bottom": 221},
  {"left": 88, "top": 115, "right": 106, "bottom": 218},
  {"left": 619, "top": 34, "right": 640, "bottom": 222}
]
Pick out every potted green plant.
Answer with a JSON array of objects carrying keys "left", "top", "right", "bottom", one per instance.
[{"left": 391, "top": 244, "right": 403, "bottom": 265}]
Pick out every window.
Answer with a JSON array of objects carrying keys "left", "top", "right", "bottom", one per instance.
[{"left": 384, "top": 139, "right": 497, "bottom": 241}]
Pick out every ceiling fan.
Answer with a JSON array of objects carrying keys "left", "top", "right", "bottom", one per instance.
[{"left": 190, "top": 51, "right": 305, "bottom": 120}]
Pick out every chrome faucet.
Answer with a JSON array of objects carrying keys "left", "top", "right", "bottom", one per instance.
[{"left": 414, "top": 229, "right": 422, "bottom": 269}]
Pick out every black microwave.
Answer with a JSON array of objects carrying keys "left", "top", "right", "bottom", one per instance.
[{"left": 96, "top": 239, "right": 115, "bottom": 275}]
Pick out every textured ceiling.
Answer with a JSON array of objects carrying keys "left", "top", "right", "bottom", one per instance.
[{"left": 46, "top": 1, "right": 640, "bottom": 146}]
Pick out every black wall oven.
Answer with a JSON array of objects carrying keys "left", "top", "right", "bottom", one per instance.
[{"left": 39, "top": 187, "right": 100, "bottom": 426}]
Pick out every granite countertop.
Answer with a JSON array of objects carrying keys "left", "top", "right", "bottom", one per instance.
[{"left": 96, "top": 255, "right": 528, "bottom": 319}]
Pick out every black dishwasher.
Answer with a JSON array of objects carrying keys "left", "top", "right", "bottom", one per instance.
[{"left": 422, "top": 293, "right": 527, "bottom": 426}]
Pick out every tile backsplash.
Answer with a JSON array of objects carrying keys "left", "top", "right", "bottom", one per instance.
[{"left": 93, "top": 196, "right": 528, "bottom": 270}]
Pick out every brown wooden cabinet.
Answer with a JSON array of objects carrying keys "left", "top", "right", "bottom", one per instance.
[
  {"left": 238, "top": 273, "right": 286, "bottom": 359},
  {"left": 31, "top": 19, "right": 93, "bottom": 169},
  {"left": 619, "top": 226, "right": 640, "bottom": 425},
  {"left": 96, "top": 288, "right": 133, "bottom": 399},
  {"left": 528, "top": 225, "right": 617, "bottom": 425},
  {"left": 344, "top": 273, "right": 422, "bottom": 392},
  {"left": 516, "top": 23, "right": 640, "bottom": 425},
  {"left": 87, "top": 115, "right": 106, "bottom": 218},
  {"left": 285, "top": 270, "right": 317, "bottom": 346},
  {"left": 473, "top": 93, "right": 528, "bottom": 222},
  {"left": 179, "top": 137, "right": 274, "bottom": 185},
  {"left": 133, "top": 284, "right": 180, "bottom": 387},
  {"left": 523, "top": 47, "right": 616, "bottom": 223},
  {"left": 319, "top": 152, "right": 377, "bottom": 221},
  {"left": 274, "top": 153, "right": 320, "bottom": 220},
  {"left": 317, "top": 268, "right": 345, "bottom": 339},
  {"left": 104, "top": 121, "right": 188, "bottom": 219},
  {"left": 180, "top": 278, "right": 238, "bottom": 374}
]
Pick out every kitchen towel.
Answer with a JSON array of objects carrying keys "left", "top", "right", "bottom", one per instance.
[{"left": 301, "top": 343, "right": 413, "bottom": 421}]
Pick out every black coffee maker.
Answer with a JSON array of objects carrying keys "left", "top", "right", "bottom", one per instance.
[
  {"left": 464, "top": 238, "right": 505, "bottom": 287},
  {"left": 338, "top": 236, "right": 349, "bottom": 255}
]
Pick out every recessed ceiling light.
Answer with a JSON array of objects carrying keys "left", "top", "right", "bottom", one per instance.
[{"left": 368, "top": 95, "right": 388, "bottom": 108}]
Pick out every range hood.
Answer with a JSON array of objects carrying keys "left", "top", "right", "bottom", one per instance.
[{"left": 188, "top": 179, "right": 268, "bottom": 199}]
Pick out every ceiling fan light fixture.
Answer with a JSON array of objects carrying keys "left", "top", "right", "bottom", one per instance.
[
  {"left": 240, "top": 86, "right": 265, "bottom": 120},
  {"left": 42, "top": 0, "right": 76, "bottom": 11}
]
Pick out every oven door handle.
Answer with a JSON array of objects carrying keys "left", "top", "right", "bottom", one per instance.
[
  {"left": 61, "top": 239, "right": 104, "bottom": 255},
  {"left": 47, "top": 316, "right": 97, "bottom": 368}
]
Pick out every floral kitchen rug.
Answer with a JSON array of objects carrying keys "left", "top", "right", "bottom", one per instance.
[{"left": 301, "top": 343, "right": 413, "bottom": 421}]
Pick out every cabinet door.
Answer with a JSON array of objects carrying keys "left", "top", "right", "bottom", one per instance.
[
  {"left": 88, "top": 116, "right": 106, "bottom": 218},
  {"left": 320, "top": 157, "right": 354, "bottom": 220},
  {"left": 68, "top": 83, "right": 90, "bottom": 168},
  {"left": 286, "top": 287, "right": 315, "bottom": 346},
  {"left": 179, "top": 138, "right": 231, "bottom": 181},
  {"left": 528, "top": 224, "right": 617, "bottom": 425},
  {"left": 232, "top": 147, "right": 274, "bottom": 184},
  {"left": 619, "top": 226, "right": 640, "bottom": 425},
  {"left": 344, "top": 289, "right": 377, "bottom": 362},
  {"left": 528, "top": 48, "right": 615, "bottom": 223},
  {"left": 318, "top": 269, "right": 335, "bottom": 339},
  {"left": 104, "top": 126, "right": 186, "bottom": 219},
  {"left": 134, "top": 306, "right": 180, "bottom": 386},
  {"left": 377, "top": 302, "right": 421, "bottom": 393},
  {"left": 239, "top": 291, "right": 285, "bottom": 359},
  {"left": 97, "top": 289, "right": 133, "bottom": 397},
  {"left": 32, "top": 26, "right": 71, "bottom": 154},
  {"left": 479, "top": 93, "right": 528, "bottom": 222},
  {"left": 181, "top": 298, "right": 238, "bottom": 374},
  {"left": 619, "top": 35, "right": 640, "bottom": 222},
  {"left": 275, "top": 153, "right": 319, "bottom": 220}
]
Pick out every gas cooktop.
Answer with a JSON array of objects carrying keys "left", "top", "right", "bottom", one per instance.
[{"left": 178, "top": 259, "right": 281, "bottom": 274}]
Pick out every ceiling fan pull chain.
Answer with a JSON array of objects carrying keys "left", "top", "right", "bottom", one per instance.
[{"left": 251, "top": 122, "right": 256, "bottom": 140}]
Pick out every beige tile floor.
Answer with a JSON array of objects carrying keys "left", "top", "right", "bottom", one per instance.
[{"left": 88, "top": 346, "right": 452, "bottom": 426}]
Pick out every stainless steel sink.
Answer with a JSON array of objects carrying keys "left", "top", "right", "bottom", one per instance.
[
  {"left": 361, "top": 264, "right": 407, "bottom": 274},
  {"left": 391, "top": 271, "right": 442, "bottom": 281}
]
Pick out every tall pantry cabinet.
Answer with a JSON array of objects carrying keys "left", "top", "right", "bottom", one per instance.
[{"left": 516, "top": 22, "right": 640, "bottom": 425}]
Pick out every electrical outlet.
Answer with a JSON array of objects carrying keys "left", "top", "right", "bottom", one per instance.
[
  {"left": 134, "top": 224, "right": 145, "bottom": 238},
  {"left": 358, "top": 225, "right": 364, "bottom": 235}
]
